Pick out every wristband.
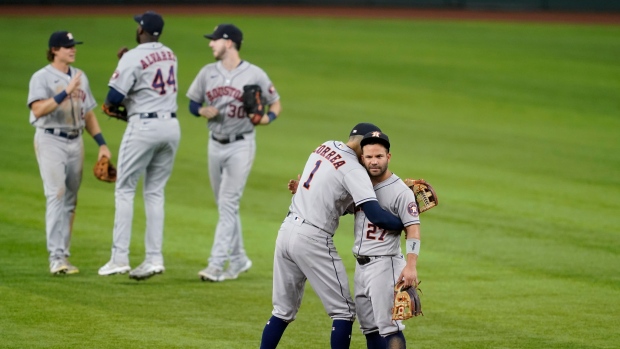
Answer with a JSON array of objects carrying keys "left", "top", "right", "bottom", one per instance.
[
  {"left": 406, "top": 238, "right": 420, "bottom": 255},
  {"left": 93, "top": 133, "right": 106, "bottom": 146},
  {"left": 267, "top": 111, "right": 277, "bottom": 123},
  {"left": 53, "top": 90, "right": 68, "bottom": 104}
]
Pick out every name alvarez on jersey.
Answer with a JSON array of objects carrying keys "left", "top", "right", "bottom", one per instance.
[
  {"left": 313, "top": 144, "right": 346, "bottom": 169},
  {"left": 140, "top": 50, "right": 176, "bottom": 69}
]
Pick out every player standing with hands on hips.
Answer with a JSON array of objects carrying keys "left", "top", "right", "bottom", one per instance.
[
  {"left": 259, "top": 123, "right": 404, "bottom": 349},
  {"left": 28, "top": 31, "right": 111, "bottom": 275},
  {"left": 98, "top": 11, "right": 181, "bottom": 281},
  {"left": 353, "top": 131, "right": 421, "bottom": 349},
  {"left": 186, "top": 23, "right": 281, "bottom": 282}
]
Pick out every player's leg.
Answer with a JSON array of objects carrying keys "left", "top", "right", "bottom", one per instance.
[
  {"left": 61, "top": 137, "right": 84, "bottom": 274},
  {"left": 293, "top": 225, "right": 356, "bottom": 349},
  {"left": 34, "top": 131, "right": 69, "bottom": 273},
  {"left": 260, "top": 219, "right": 305, "bottom": 349},
  {"left": 205, "top": 138, "right": 227, "bottom": 273},
  {"left": 100, "top": 121, "right": 149, "bottom": 274},
  {"left": 354, "top": 263, "right": 385, "bottom": 349},
  {"left": 226, "top": 134, "right": 256, "bottom": 274},
  {"left": 367, "top": 256, "right": 407, "bottom": 348},
  {"left": 132, "top": 120, "right": 180, "bottom": 279}
]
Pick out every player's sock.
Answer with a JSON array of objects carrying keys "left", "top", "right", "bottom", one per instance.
[
  {"left": 259, "top": 316, "right": 289, "bottom": 349},
  {"left": 331, "top": 319, "right": 353, "bottom": 349},
  {"left": 385, "top": 331, "right": 406, "bottom": 349},
  {"left": 365, "top": 331, "right": 387, "bottom": 349}
]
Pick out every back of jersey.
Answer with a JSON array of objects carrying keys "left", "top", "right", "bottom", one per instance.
[
  {"left": 109, "top": 42, "right": 178, "bottom": 115},
  {"left": 289, "top": 140, "right": 377, "bottom": 234}
]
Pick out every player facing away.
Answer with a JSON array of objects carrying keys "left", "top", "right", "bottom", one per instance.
[
  {"left": 28, "top": 31, "right": 112, "bottom": 275},
  {"left": 187, "top": 24, "right": 281, "bottom": 282},
  {"left": 98, "top": 11, "right": 181, "bottom": 280},
  {"left": 353, "top": 131, "right": 421, "bottom": 349},
  {"left": 259, "top": 123, "right": 405, "bottom": 349}
]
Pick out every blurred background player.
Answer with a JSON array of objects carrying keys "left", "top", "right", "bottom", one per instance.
[
  {"left": 98, "top": 11, "right": 181, "bottom": 281},
  {"left": 260, "top": 123, "right": 404, "bottom": 349},
  {"left": 28, "top": 30, "right": 111, "bottom": 275},
  {"left": 186, "top": 23, "right": 281, "bottom": 282},
  {"left": 353, "top": 131, "right": 420, "bottom": 349}
]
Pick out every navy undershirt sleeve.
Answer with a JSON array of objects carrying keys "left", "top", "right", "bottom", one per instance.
[
  {"left": 106, "top": 87, "right": 125, "bottom": 106},
  {"left": 360, "top": 200, "right": 404, "bottom": 231},
  {"left": 189, "top": 100, "right": 202, "bottom": 117}
]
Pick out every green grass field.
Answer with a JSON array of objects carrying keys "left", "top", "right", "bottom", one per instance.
[{"left": 0, "top": 12, "right": 619, "bottom": 349}]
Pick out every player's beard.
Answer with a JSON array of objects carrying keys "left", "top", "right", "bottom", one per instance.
[{"left": 366, "top": 162, "right": 388, "bottom": 179}]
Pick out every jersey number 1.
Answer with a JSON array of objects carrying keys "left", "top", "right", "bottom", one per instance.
[
  {"left": 302, "top": 160, "right": 322, "bottom": 189},
  {"left": 152, "top": 65, "right": 177, "bottom": 95}
]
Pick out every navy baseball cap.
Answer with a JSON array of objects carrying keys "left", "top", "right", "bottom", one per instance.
[
  {"left": 350, "top": 123, "right": 381, "bottom": 137},
  {"left": 205, "top": 24, "right": 243, "bottom": 50},
  {"left": 361, "top": 131, "right": 391, "bottom": 151},
  {"left": 134, "top": 11, "right": 164, "bottom": 36},
  {"left": 48, "top": 31, "right": 83, "bottom": 48}
]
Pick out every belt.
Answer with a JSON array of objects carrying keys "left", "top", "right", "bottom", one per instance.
[
  {"left": 286, "top": 211, "right": 332, "bottom": 235},
  {"left": 354, "top": 255, "right": 383, "bottom": 266},
  {"left": 211, "top": 133, "right": 245, "bottom": 145},
  {"left": 136, "top": 112, "right": 176, "bottom": 119},
  {"left": 44, "top": 128, "right": 81, "bottom": 140}
]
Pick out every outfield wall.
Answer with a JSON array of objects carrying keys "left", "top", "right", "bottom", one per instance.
[{"left": 2, "top": 0, "right": 619, "bottom": 12}]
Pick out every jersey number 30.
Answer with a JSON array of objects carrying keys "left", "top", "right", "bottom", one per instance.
[{"left": 152, "top": 66, "right": 177, "bottom": 95}]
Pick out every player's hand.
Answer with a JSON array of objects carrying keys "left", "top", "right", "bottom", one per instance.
[
  {"left": 288, "top": 175, "right": 300, "bottom": 194},
  {"left": 97, "top": 144, "right": 112, "bottom": 161},
  {"left": 199, "top": 106, "right": 219, "bottom": 119},
  {"left": 66, "top": 71, "right": 82, "bottom": 95},
  {"left": 397, "top": 264, "right": 418, "bottom": 289}
]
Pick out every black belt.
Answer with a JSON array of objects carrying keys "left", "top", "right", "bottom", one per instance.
[
  {"left": 138, "top": 112, "right": 176, "bottom": 119},
  {"left": 211, "top": 134, "right": 245, "bottom": 145},
  {"left": 44, "top": 128, "right": 80, "bottom": 140},
  {"left": 355, "top": 255, "right": 383, "bottom": 266}
]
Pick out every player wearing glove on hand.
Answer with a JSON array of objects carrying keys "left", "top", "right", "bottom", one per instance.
[
  {"left": 187, "top": 23, "right": 281, "bottom": 282},
  {"left": 352, "top": 131, "right": 423, "bottom": 349},
  {"left": 28, "top": 30, "right": 112, "bottom": 275},
  {"left": 98, "top": 11, "right": 181, "bottom": 281},
  {"left": 260, "top": 123, "right": 405, "bottom": 349}
]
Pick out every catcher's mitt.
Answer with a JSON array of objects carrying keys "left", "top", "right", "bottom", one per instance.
[
  {"left": 392, "top": 280, "right": 423, "bottom": 320},
  {"left": 102, "top": 104, "right": 128, "bottom": 122},
  {"left": 242, "top": 84, "right": 267, "bottom": 125},
  {"left": 93, "top": 156, "right": 117, "bottom": 183},
  {"left": 404, "top": 178, "right": 438, "bottom": 213}
]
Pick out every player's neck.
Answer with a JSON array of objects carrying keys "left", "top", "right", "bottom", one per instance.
[
  {"left": 51, "top": 61, "right": 70, "bottom": 74},
  {"left": 221, "top": 53, "right": 242, "bottom": 71},
  {"left": 371, "top": 171, "right": 392, "bottom": 185}
]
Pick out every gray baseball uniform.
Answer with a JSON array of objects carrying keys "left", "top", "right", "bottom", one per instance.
[
  {"left": 28, "top": 65, "right": 96, "bottom": 263},
  {"left": 271, "top": 140, "right": 378, "bottom": 322},
  {"left": 106, "top": 42, "right": 180, "bottom": 267},
  {"left": 186, "top": 60, "right": 279, "bottom": 269},
  {"left": 352, "top": 174, "right": 419, "bottom": 336}
]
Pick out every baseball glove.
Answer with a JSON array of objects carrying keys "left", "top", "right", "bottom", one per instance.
[
  {"left": 404, "top": 178, "right": 438, "bottom": 213},
  {"left": 392, "top": 280, "right": 423, "bottom": 320},
  {"left": 93, "top": 156, "right": 117, "bottom": 183},
  {"left": 117, "top": 46, "right": 129, "bottom": 60},
  {"left": 102, "top": 104, "right": 128, "bottom": 122},
  {"left": 242, "top": 84, "right": 267, "bottom": 125}
]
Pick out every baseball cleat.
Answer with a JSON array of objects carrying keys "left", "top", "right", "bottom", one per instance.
[
  {"left": 49, "top": 259, "right": 69, "bottom": 275},
  {"left": 63, "top": 259, "right": 79, "bottom": 275},
  {"left": 223, "top": 259, "right": 253, "bottom": 280},
  {"left": 98, "top": 261, "right": 131, "bottom": 276},
  {"left": 129, "top": 262, "right": 165, "bottom": 281},
  {"left": 198, "top": 266, "right": 224, "bottom": 282}
]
